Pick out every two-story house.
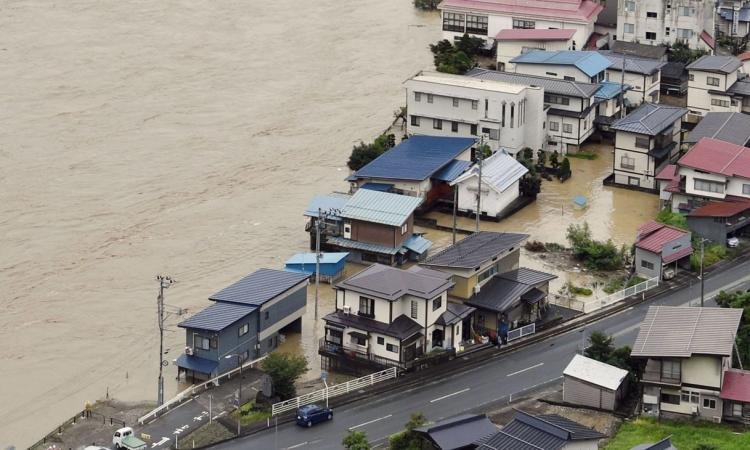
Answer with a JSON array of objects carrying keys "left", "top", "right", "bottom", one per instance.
[
  {"left": 404, "top": 71, "right": 545, "bottom": 155},
  {"left": 319, "top": 264, "right": 471, "bottom": 371},
  {"left": 176, "top": 268, "right": 309, "bottom": 381},
  {"left": 686, "top": 55, "right": 744, "bottom": 119},
  {"left": 496, "top": 28, "right": 576, "bottom": 72},
  {"left": 616, "top": 0, "right": 716, "bottom": 50},
  {"left": 634, "top": 220, "right": 692, "bottom": 280},
  {"left": 599, "top": 51, "right": 666, "bottom": 106},
  {"left": 593, "top": 81, "right": 631, "bottom": 132},
  {"left": 632, "top": 305, "right": 743, "bottom": 422},
  {"left": 467, "top": 68, "right": 601, "bottom": 154},
  {"left": 510, "top": 50, "right": 611, "bottom": 84},
  {"left": 611, "top": 103, "right": 687, "bottom": 191},
  {"left": 438, "top": 0, "right": 602, "bottom": 51}
]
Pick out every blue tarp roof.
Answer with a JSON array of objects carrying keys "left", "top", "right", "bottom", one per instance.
[
  {"left": 304, "top": 193, "right": 349, "bottom": 218},
  {"left": 176, "top": 354, "right": 219, "bottom": 375},
  {"left": 403, "top": 234, "right": 433, "bottom": 255},
  {"left": 360, "top": 182, "right": 394, "bottom": 192},
  {"left": 178, "top": 302, "right": 257, "bottom": 331},
  {"left": 285, "top": 252, "right": 349, "bottom": 265},
  {"left": 595, "top": 81, "right": 631, "bottom": 100},
  {"left": 353, "top": 136, "right": 475, "bottom": 181},
  {"left": 433, "top": 159, "right": 472, "bottom": 182},
  {"left": 209, "top": 268, "right": 309, "bottom": 306},
  {"left": 510, "top": 50, "right": 612, "bottom": 77}
]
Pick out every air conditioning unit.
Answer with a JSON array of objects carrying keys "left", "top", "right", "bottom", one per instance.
[
  {"left": 474, "top": 284, "right": 481, "bottom": 295},
  {"left": 185, "top": 346, "right": 194, "bottom": 356},
  {"left": 343, "top": 305, "right": 351, "bottom": 315}
]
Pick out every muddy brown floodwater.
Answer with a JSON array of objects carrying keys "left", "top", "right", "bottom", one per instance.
[{"left": 0, "top": 1, "right": 440, "bottom": 445}]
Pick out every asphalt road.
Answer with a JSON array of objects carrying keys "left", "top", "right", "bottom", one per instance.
[{"left": 209, "top": 259, "right": 750, "bottom": 450}]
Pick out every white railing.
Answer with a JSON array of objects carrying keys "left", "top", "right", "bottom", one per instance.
[
  {"left": 583, "top": 277, "right": 659, "bottom": 314},
  {"left": 271, "top": 367, "right": 397, "bottom": 416},
  {"left": 137, "top": 354, "right": 268, "bottom": 425},
  {"left": 507, "top": 323, "right": 536, "bottom": 342}
]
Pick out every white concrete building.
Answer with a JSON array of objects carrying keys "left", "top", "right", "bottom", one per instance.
[
  {"left": 405, "top": 71, "right": 545, "bottom": 156},
  {"left": 438, "top": 0, "right": 602, "bottom": 51},
  {"left": 600, "top": 52, "right": 666, "bottom": 106},
  {"left": 510, "top": 50, "right": 611, "bottom": 84},
  {"left": 686, "top": 55, "right": 746, "bottom": 119},
  {"left": 616, "top": 0, "right": 716, "bottom": 50},
  {"left": 496, "top": 28, "right": 576, "bottom": 72},
  {"left": 451, "top": 151, "right": 528, "bottom": 218}
]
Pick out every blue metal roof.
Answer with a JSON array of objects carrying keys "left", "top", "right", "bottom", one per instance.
[
  {"left": 510, "top": 50, "right": 612, "bottom": 77},
  {"left": 178, "top": 302, "right": 257, "bottom": 331},
  {"left": 340, "top": 189, "right": 423, "bottom": 227},
  {"left": 326, "top": 236, "right": 400, "bottom": 255},
  {"left": 304, "top": 193, "right": 349, "bottom": 218},
  {"left": 176, "top": 354, "right": 219, "bottom": 375},
  {"left": 285, "top": 252, "right": 349, "bottom": 265},
  {"left": 403, "top": 234, "right": 433, "bottom": 255},
  {"left": 360, "top": 182, "right": 394, "bottom": 192},
  {"left": 595, "top": 81, "right": 631, "bottom": 100},
  {"left": 353, "top": 135, "right": 475, "bottom": 181},
  {"left": 209, "top": 268, "right": 309, "bottom": 306},
  {"left": 433, "top": 159, "right": 471, "bottom": 182}
]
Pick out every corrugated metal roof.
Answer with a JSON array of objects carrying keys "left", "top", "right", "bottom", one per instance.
[
  {"left": 655, "top": 164, "right": 677, "bottom": 181},
  {"left": 678, "top": 137, "right": 750, "bottom": 178},
  {"left": 496, "top": 28, "right": 576, "bottom": 41},
  {"left": 635, "top": 223, "right": 690, "bottom": 253},
  {"left": 304, "top": 193, "right": 349, "bottom": 218},
  {"left": 353, "top": 135, "right": 475, "bottom": 182},
  {"left": 631, "top": 306, "right": 744, "bottom": 358},
  {"left": 340, "top": 189, "right": 423, "bottom": 227},
  {"left": 728, "top": 77, "right": 750, "bottom": 96},
  {"left": 595, "top": 81, "right": 631, "bottom": 100},
  {"left": 176, "top": 354, "right": 219, "bottom": 375},
  {"left": 720, "top": 368, "right": 750, "bottom": 403},
  {"left": 466, "top": 68, "right": 600, "bottom": 98},
  {"left": 209, "top": 268, "right": 309, "bottom": 306},
  {"left": 415, "top": 414, "right": 497, "bottom": 450},
  {"left": 326, "top": 236, "right": 400, "bottom": 255},
  {"left": 359, "top": 182, "right": 394, "bottom": 192},
  {"left": 402, "top": 234, "right": 433, "bottom": 255},
  {"left": 336, "top": 263, "right": 454, "bottom": 301},
  {"left": 439, "top": 0, "right": 603, "bottom": 22},
  {"left": 610, "top": 41, "right": 667, "bottom": 60},
  {"left": 563, "top": 354, "right": 628, "bottom": 391},
  {"left": 686, "top": 112, "right": 750, "bottom": 145},
  {"left": 451, "top": 151, "right": 528, "bottom": 193},
  {"left": 700, "top": 30, "right": 716, "bottom": 50},
  {"left": 285, "top": 252, "right": 349, "bottom": 265},
  {"left": 422, "top": 231, "right": 528, "bottom": 269},
  {"left": 687, "top": 55, "right": 742, "bottom": 74},
  {"left": 662, "top": 246, "right": 693, "bottom": 264},
  {"left": 611, "top": 103, "right": 687, "bottom": 136},
  {"left": 178, "top": 302, "right": 257, "bottom": 331},
  {"left": 511, "top": 50, "right": 612, "bottom": 77},
  {"left": 599, "top": 51, "right": 666, "bottom": 74},
  {"left": 432, "top": 159, "right": 471, "bottom": 182},
  {"left": 498, "top": 267, "right": 558, "bottom": 286},
  {"left": 687, "top": 196, "right": 750, "bottom": 218}
]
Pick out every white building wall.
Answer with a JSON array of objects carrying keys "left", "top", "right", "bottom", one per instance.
[
  {"left": 682, "top": 355, "right": 723, "bottom": 389},
  {"left": 456, "top": 177, "right": 520, "bottom": 217},
  {"left": 513, "top": 62, "right": 592, "bottom": 83},
  {"left": 497, "top": 39, "right": 573, "bottom": 71},
  {"left": 727, "top": 177, "right": 750, "bottom": 198},
  {"left": 616, "top": 0, "right": 715, "bottom": 48},
  {"left": 606, "top": 69, "right": 661, "bottom": 105},
  {"left": 688, "top": 68, "right": 742, "bottom": 115},
  {"left": 681, "top": 167, "right": 729, "bottom": 200}
]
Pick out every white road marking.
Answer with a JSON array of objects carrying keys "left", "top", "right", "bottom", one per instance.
[
  {"left": 507, "top": 362, "right": 544, "bottom": 377},
  {"left": 287, "top": 442, "right": 308, "bottom": 449},
  {"left": 429, "top": 388, "right": 470, "bottom": 403},
  {"left": 348, "top": 414, "right": 393, "bottom": 430},
  {"left": 151, "top": 437, "right": 170, "bottom": 448}
]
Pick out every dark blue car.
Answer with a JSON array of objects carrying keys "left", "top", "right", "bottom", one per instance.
[{"left": 295, "top": 404, "right": 333, "bottom": 427}]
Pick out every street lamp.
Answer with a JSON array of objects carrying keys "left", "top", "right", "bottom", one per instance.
[{"left": 225, "top": 353, "right": 244, "bottom": 435}]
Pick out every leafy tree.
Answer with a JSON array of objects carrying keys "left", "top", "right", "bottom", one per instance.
[
  {"left": 668, "top": 41, "right": 708, "bottom": 64},
  {"left": 390, "top": 413, "right": 431, "bottom": 450},
  {"left": 520, "top": 175, "right": 542, "bottom": 197},
  {"left": 343, "top": 430, "right": 371, "bottom": 450},
  {"left": 715, "top": 289, "right": 750, "bottom": 368},
  {"left": 558, "top": 157, "right": 571, "bottom": 181},
  {"left": 429, "top": 36, "right": 478, "bottom": 75},
  {"left": 656, "top": 208, "right": 687, "bottom": 229},
  {"left": 429, "top": 39, "right": 454, "bottom": 57},
  {"left": 413, "top": 0, "right": 439, "bottom": 10},
  {"left": 260, "top": 352, "right": 309, "bottom": 400},
  {"left": 585, "top": 331, "right": 637, "bottom": 380},
  {"left": 566, "top": 222, "right": 626, "bottom": 271},
  {"left": 455, "top": 33, "right": 486, "bottom": 57},
  {"left": 536, "top": 149, "right": 547, "bottom": 167},
  {"left": 550, "top": 150, "right": 560, "bottom": 169},
  {"left": 347, "top": 134, "right": 395, "bottom": 171},
  {"left": 522, "top": 147, "right": 534, "bottom": 161},
  {"left": 477, "top": 143, "right": 492, "bottom": 159}
]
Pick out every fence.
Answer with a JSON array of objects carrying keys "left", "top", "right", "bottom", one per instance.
[
  {"left": 507, "top": 323, "right": 536, "bottom": 342},
  {"left": 583, "top": 277, "right": 659, "bottom": 314},
  {"left": 271, "top": 367, "right": 397, "bottom": 416},
  {"left": 137, "top": 354, "right": 268, "bottom": 425},
  {"left": 548, "top": 294, "right": 587, "bottom": 312}
]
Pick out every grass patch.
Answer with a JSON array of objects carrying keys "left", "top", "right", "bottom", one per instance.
[
  {"left": 181, "top": 421, "right": 234, "bottom": 447},
  {"left": 603, "top": 276, "right": 647, "bottom": 294},
  {"left": 567, "top": 282, "right": 593, "bottom": 296},
  {"left": 605, "top": 417, "right": 750, "bottom": 450},
  {"left": 229, "top": 401, "right": 271, "bottom": 426},
  {"left": 690, "top": 242, "right": 726, "bottom": 271},
  {"left": 567, "top": 150, "right": 598, "bottom": 160}
]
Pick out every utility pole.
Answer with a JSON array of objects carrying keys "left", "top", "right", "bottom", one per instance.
[
  {"left": 315, "top": 208, "right": 322, "bottom": 320},
  {"left": 475, "top": 136, "right": 484, "bottom": 233},
  {"left": 699, "top": 238, "right": 706, "bottom": 307},
  {"left": 452, "top": 187, "right": 458, "bottom": 244},
  {"left": 619, "top": 54, "right": 627, "bottom": 118},
  {"left": 156, "top": 275, "right": 173, "bottom": 406}
]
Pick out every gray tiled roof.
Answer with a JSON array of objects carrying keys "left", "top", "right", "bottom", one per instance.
[
  {"left": 631, "top": 306, "right": 744, "bottom": 358},
  {"left": 435, "top": 301, "right": 476, "bottom": 326},
  {"left": 466, "top": 276, "right": 532, "bottom": 313},
  {"left": 209, "top": 268, "right": 309, "bottom": 306},
  {"left": 178, "top": 302, "right": 257, "bottom": 331},
  {"left": 611, "top": 103, "right": 687, "bottom": 136},
  {"left": 599, "top": 51, "right": 666, "bottom": 75},
  {"left": 323, "top": 310, "right": 423, "bottom": 340},
  {"left": 499, "top": 268, "right": 558, "bottom": 286},
  {"left": 728, "top": 77, "right": 750, "bottom": 96},
  {"left": 476, "top": 411, "right": 604, "bottom": 450},
  {"left": 414, "top": 414, "right": 497, "bottom": 450},
  {"left": 336, "top": 264, "right": 454, "bottom": 301},
  {"left": 686, "top": 112, "right": 750, "bottom": 145},
  {"left": 661, "top": 62, "right": 686, "bottom": 80},
  {"left": 421, "top": 231, "right": 528, "bottom": 269},
  {"left": 466, "top": 68, "right": 600, "bottom": 98},
  {"left": 686, "top": 55, "right": 742, "bottom": 74},
  {"left": 610, "top": 41, "right": 667, "bottom": 60},
  {"left": 631, "top": 436, "right": 677, "bottom": 450}
]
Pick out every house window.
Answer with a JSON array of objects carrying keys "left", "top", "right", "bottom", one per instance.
[
  {"left": 512, "top": 18, "right": 535, "bottom": 29},
  {"left": 510, "top": 104, "right": 515, "bottom": 128},
  {"left": 641, "top": 260, "right": 655, "bottom": 270},
  {"left": 238, "top": 323, "right": 249, "bottom": 337},
  {"left": 414, "top": 92, "right": 421, "bottom": 102},
  {"left": 377, "top": 336, "right": 384, "bottom": 345},
  {"left": 549, "top": 121, "right": 560, "bottom": 132},
  {"left": 358, "top": 297, "right": 375, "bottom": 318},
  {"left": 545, "top": 72, "right": 558, "bottom": 77},
  {"left": 651, "top": 72, "right": 659, "bottom": 84},
  {"left": 432, "top": 297, "right": 442, "bottom": 311},
  {"left": 583, "top": 120, "right": 587, "bottom": 131},
  {"left": 451, "top": 121, "right": 459, "bottom": 133},
  {"left": 544, "top": 94, "right": 569, "bottom": 106},
  {"left": 386, "top": 343, "right": 398, "bottom": 353},
  {"left": 489, "top": 128, "right": 499, "bottom": 140},
  {"left": 694, "top": 178, "right": 725, "bottom": 194},
  {"left": 563, "top": 75, "right": 576, "bottom": 81},
  {"left": 401, "top": 223, "right": 408, "bottom": 234},
  {"left": 689, "top": 73, "right": 694, "bottom": 81},
  {"left": 411, "top": 300, "right": 418, "bottom": 319},
  {"left": 350, "top": 334, "right": 366, "bottom": 346},
  {"left": 629, "top": 177, "right": 640, "bottom": 186},
  {"left": 635, "top": 136, "right": 650, "bottom": 149},
  {"left": 661, "top": 359, "right": 681, "bottom": 381},
  {"left": 681, "top": 390, "right": 700, "bottom": 404},
  {"left": 433, "top": 118, "right": 442, "bottom": 130},
  {"left": 563, "top": 123, "right": 572, "bottom": 134},
  {"left": 501, "top": 103, "right": 506, "bottom": 127},
  {"left": 427, "top": 93, "right": 434, "bottom": 103},
  {"left": 466, "top": 15, "right": 488, "bottom": 35},
  {"left": 471, "top": 100, "right": 478, "bottom": 110},
  {"left": 624, "top": 23, "right": 634, "bottom": 34},
  {"left": 743, "top": 184, "right": 750, "bottom": 195},
  {"left": 661, "top": 392, "right": 681, "bottom": 405},
  {"left": 676, "top": 28, "right": 693, "bottom": 39},
  {"left": 646, "top": 32, "right": 656, "bottom": 40},
  {"left": 711, "top": 98, "right": 730, "bottom": 107},
  {"left": 195, "top": 335, "right": 210, "bottom": 350},
  {"left": 733, "top": 403, "right": 743, "bottom": 416},
  {"left": 442, "top": 12, "right": 465, "bottom": 32},
  {"left": 678, "top": 6, "right": 694, "bottom": 17},
  {"left": 264, "top": 311, "right": 269, "bottom": 320},
  {"left": 453, "top": 97, "right": 459, "bottom": 107},
  {"left": 621, "top": 155, "right": 635, "bottom": 170},
  {"left": 240, "top": 350, "right": 249, "bottom": 362},
  {"left": 624, "top": 0, "right": 635, "bottom": 12},
  {"left": 470, "top": 124, "right": 477, "bottom": 135},
  {"left": 703, "top": 398, "right": 717, "bottom": 409},
  {"left": 478, "top": 265, "right": 497, "bottom": 283},
  {"left": 646, "top": 11, "right": 657, "bottom": 18},
  {"left": 411, "top": 115, "right": 420, "bottom": 127}
]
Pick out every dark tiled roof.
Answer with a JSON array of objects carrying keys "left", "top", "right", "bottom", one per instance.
[
  {"left": 728, "top": 77, "right": 750, "bottom": 96},
  {"left": 414, "top": 414, "right": 497, "bottom": 450},
  {"left": 611, "top": 103, "right": 687, "bottom": 136},
  {"left": 421, "top": 231, "right": 528, "bottom": 269},
  {"left": 209, "top": 268, "right": 308, "bottom": 306},
  {"left": 599, "top": 51, "right": 666, "bottom": 74},
  {"left": 323, "top": 310, "right": 423, "bottom": 340},
  {"left": 686, "top": 112, "right": 750, "bottom": 145},
  {"left": 498, "top": 268, "right": 558, "bottom": 285},
  {"left": 535, "top": 414, "right": 605, "bottom": 440},
  {"left": 687, "top": 55, "right": 742, "bottom": 74},
  {"left": 466, "top": 277, "right": 533, "bottom": 313},
  {"left": 610, "top": 41, "right": 667, "bottom": 60},
  {"left": 466, "top": 68, "right": 600, "bottom": 98},
  {"left": 178, "top": 302, "right": 257, "bottom": 331},
  {"left": 436, "top": 301, "right": 476, "bottom": 326},
  {"left": 661, "top": 62, "right": 686, "bottom": 80},
  {"left": 336, "top": 264, "right": 453, "bottom": 301},
  {"left": 631, "top": 436, "right": 677, "bottom": 450},
  {"left": 477, "top": 411, "right": 603, "bottom": 450}
]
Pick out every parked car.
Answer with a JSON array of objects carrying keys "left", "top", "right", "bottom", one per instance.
[
  {"left": 295, "top": 404, "right": 333, "bottom": 427},
  {"left": 728, "top": 236, "right": 740, "bottom": 248},
  {"left": 112, "top": 427, "right": 147, "bottom": 450},
  {"left": 84, "top": 447, "right": 110, "bottom": 450}
]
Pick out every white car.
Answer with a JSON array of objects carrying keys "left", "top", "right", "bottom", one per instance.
[
  {"left": 728, "top": 236, "right": 740, "bottom": 248},
  {"left": 84, "top": 447, "right": 110, "bottom": 450}
]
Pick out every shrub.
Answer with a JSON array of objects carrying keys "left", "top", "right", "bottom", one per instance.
[
  {"left": 567, "top": 150, "right": 597, "bottom": 160},
  {"left": 558, "top": 157, "right": 571, "bottom": 181},
  {"left": 536, "top": 149, "right": 547, "bottom": 167},
  {"left": 347, "top": 134, "right": 394, "bottom": 170},
  {"left": 566, "top": 222, "right": 626, "bottom": 271},
  {"left": 690, "top": 242, "right": 726, "bottom": 271},
  {"left": 390, "top": 413, "right": 431, "bottom": 450},
  {"left": 412, "top": 0, "right": 439, "bottom": 10},
  {"left": 260, "top": 352, "right": 309, "bottom": 400},
  {"left": 544, "top": 242, "right": 566, "bottom": 252},
  {"left": 566, "top": 282, "right": 593, "bottom": 296},
  {"left": 656, "top": 208, "right": 687, "bottom": 229},
  {"left": 429, "top": 35, "right": 483, "bottom": 74},
  {"left": 343, "top": 430, "right": 371, "bottom": 450},
  {"left": 524, "top": 240, "right": 546, "bottom": 252},
  {"left": 549, "top": 150, "right": 560, "bottom": 169}
]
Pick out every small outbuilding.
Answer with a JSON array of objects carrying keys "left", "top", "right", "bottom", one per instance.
[
  {"left": 563, "top": 354, "right": 629, "bottom": 411},
  {"left": 413, "top": 414, "right": 497, "bottom": 450},
  {"left": 451, "top": 151, "right": 528, "bottom": 218},
  {"left": 634, "top": 220, "right": 692, "bottom": 280},
  {"left": 284, "top": 252, "right": 349, "bottom": 282}
]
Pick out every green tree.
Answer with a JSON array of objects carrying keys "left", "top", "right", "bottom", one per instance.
[
  {"left": 390, "top": 413, "right": 431, "bottom": 450},
  {"left": 585, "top": 331, "right": 615, "bottom": 362},
  {"left": 522, "top": 147, "right": 534, "bottom": 161},
  {"left": 477, "top": 143, "right": 492, "bottom": 159},
  {"left": 558, "top": 157, "right": 571, "bottom": 181},
  {"left": 413, "top": 0, "right": 439, "bottom": 10},
  {"left": 343, "top": 430, "right": 371, "bottom": 450},
  {"left": 715, "top": 289, "right": 750, "bottom": 368},
  {"left": 550, "top": 150, "right": 560, "bottom": 169},
  {"left": 347, "top": 134, "right": 395, "bottom": 171},
  {"left": 429, "top": 37, "right": 476, "bottom": 75},
  {"left": 566, "top": 222, "right": 626, "bottom": 271},
  {"left": 455, "top": 33, "right": 486, "bottom": 58},
  {"left": 656, "top": 208, "right": 687, "bottom": 229},
  {"left": 260, "top": 352, "right": 309, "bottom": 400},
  {"left": 536, "top": 149, "right": 547, "bottom": 167},
  {"left": 668, "top": 41, "right": 708, "bottom": 64}
]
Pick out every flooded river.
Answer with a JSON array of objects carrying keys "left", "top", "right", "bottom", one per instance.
[{"left": 0, "top": 1, "right": 439, "bottom": 445}]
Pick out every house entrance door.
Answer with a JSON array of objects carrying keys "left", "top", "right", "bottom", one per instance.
[{"left": 403, "top": 343, "right": 416, "bottom": 362}]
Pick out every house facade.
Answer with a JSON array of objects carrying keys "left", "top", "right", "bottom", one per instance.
[
  {"left": 510, "top": 50, "right": 611, "bottom": 84},
  {"left": 616, "top": 0, "right": 716, "bottom": 50},
  {"left": 176, "top": 269, "right": 309, "bottom": 381},
  {"left": 632, "top": 306, "right": 743, "bottom": 422},
  {"left": 686, "top": 55, "right": 744, "bottom": 119},
  {"left": 600, "top": 52, "right": 665, "bottom": 106},
  {"left": 593, "top": 81, "right": 631, "bottom": 131},
  {"left": 438, "top": 0, "right": 602, "bottom": 52},
  {"left": 611, "top": 103, "right": 687, "bottom": 191},
  {"left": 717, "top": 2, "right": 750, "bottom": 41},
  {"left": 563, "top": 354, "right": 629, "bottom": 411},
  {"left": 720, "top": 368, "right": 750, "bottom": 424},
  {"left": 405, "top": 71, "right": 545, "bottom": 155},
  {"left": 661, "top": 62, "right": 688, "bottom": 96},
  {"left": 496, "top": 28, "right": 576, "bottom": 72},
  {"left": 467, "top": 68, "right": 601, "bottom": 154},
  {"left": 634, "top": 220, "right": 692, "bottom": 280}
]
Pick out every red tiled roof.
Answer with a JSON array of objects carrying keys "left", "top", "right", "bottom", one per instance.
[
  {"left": 439, "top": 0, "right": 603, "bottom": 22},
  {"left": 637, "top": 220, "right": 664, "bottom": 238},
  {"left": 700, "top": 30, "right": 716, "bottom": 50},
  {"left": 636, "top": 221, "right": 690, "bottom": 253},
  {"left": 688, "top": 196, "right": 750, "bottom": 218},
  {"left": 584, "top": 32, "right": 605, "bottom": 50},
  {"left": 662, "top": 246, "right": 693, "bottom": 264},
  {"left": 496, "top": 28, "right": 576, "bottom": 41},
  {"left": 738, "top": 52, "right": 750, "bottom": 62},
  {"left": 678, "top": 138, "right": 750, "bottom": 179},
  {"left": 721, "top": 369, "right": 750, "bottom": 403},
  {"left": 656, "top": 164, "right": 677, "bottom": 181}
]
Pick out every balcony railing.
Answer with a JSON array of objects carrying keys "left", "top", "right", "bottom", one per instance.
[
  {"left": 642, "top": 370, "right": 681, "bottom": 385},
  {"left": 319, "top": 339, "right": 451, "bottom": 371}
]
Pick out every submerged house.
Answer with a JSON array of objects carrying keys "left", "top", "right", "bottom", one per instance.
[
  {"left": 176, "top": 269, "right": 309, "bottom": 381},
  {"left": 284, "top": 252, "right": 349, "bottom": 283}
]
